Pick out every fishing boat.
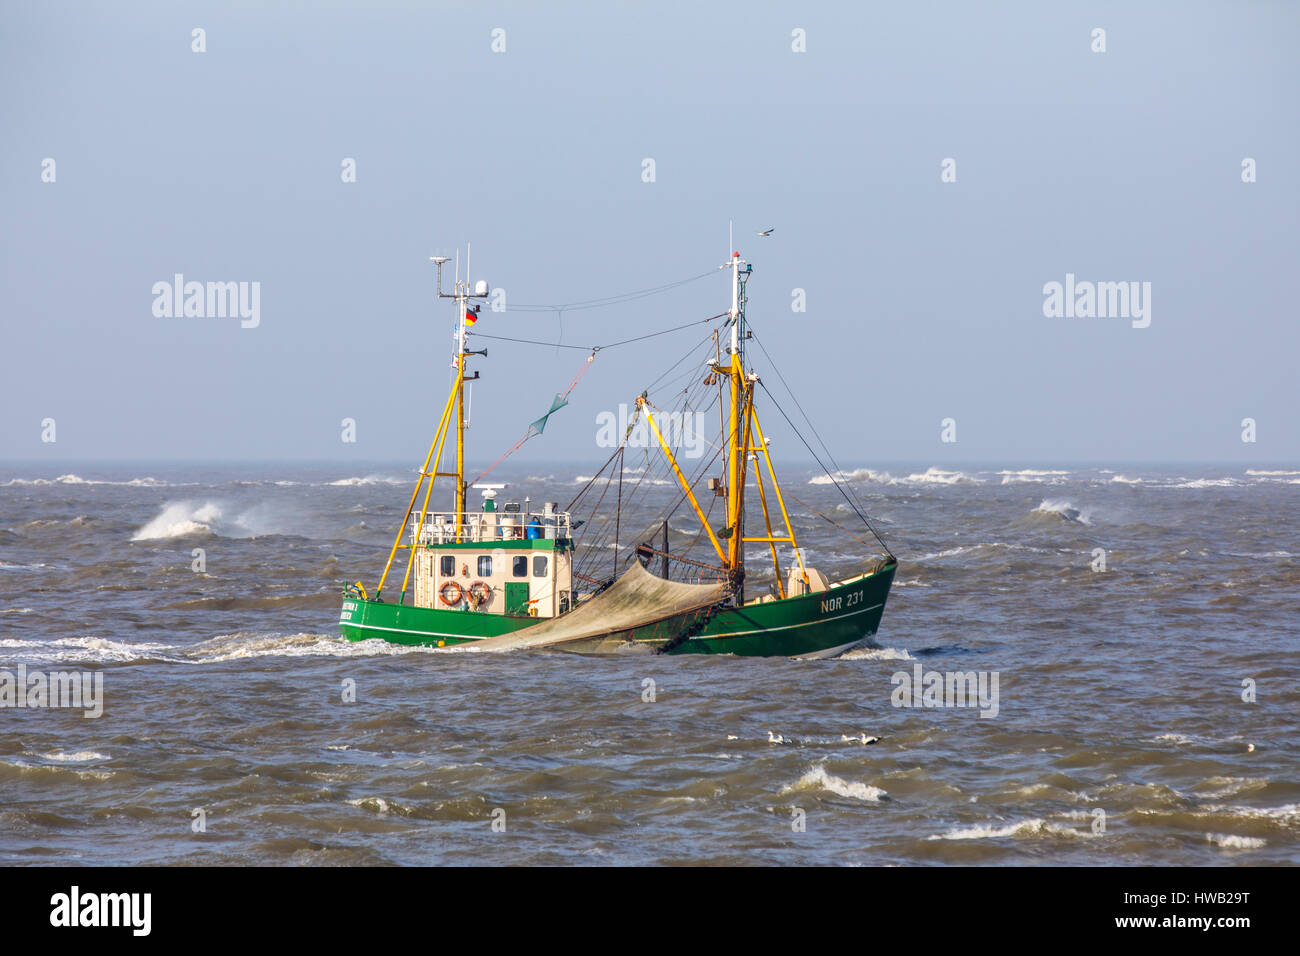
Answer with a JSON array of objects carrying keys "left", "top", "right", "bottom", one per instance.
[{"left": 339, "top": 245, "right": 897, "bottom": 657}]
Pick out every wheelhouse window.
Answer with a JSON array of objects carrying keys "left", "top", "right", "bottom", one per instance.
[
  {"left": 440, "top": 556, "right": 454, "bottom": 577},
  {"left": 512, "top": 556, "right": 528, "bottom": 577},
  {"left": 533, "top": 555, "right": 548, "bottom": 578},
  {"left": 477, "top": 555, "right": 494, "bottom": 577}
]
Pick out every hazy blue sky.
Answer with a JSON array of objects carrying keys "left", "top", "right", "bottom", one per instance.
[{"left": 3, "top": 1, "right": 1297, "bottom": 465}]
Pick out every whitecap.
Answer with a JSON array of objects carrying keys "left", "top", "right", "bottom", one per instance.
[
  {"left": 131, "top": 501, "right": 223, "bottom": 540},
  {"left": 928, "top": 819, "right": 1092, "bottom": 840},
  {"left": 36, "top": 750, "right": 108, "bottom": 763},
  {"left": 1032, "top": 499, "right": 1091, "bottom": 524},
  {"left": 839, "top": 646, "right": 912, "bottom": 661},
  {"left": 1206, "top": 833, "right": 1265, "bottom": 850},
  {"left": 781, "top": 765, "right": 888, "bottom": 802}
]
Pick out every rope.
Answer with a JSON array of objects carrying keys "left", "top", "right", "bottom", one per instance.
[{"left": 470, "top": 350, "right": 598, "bottom": 484}]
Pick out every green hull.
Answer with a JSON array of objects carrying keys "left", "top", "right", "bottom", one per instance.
[
  {"left": 667, "top": 562, "right": 896, "bottom": 658},
  {"left": 340, "top": 561, "right": 895, "bottom": 658},
  {"left": 339, "top": 597, "right": 535, "bottom": 647}
]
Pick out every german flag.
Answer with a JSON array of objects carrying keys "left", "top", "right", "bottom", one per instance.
[{"left": 464, "top": 308, "right": 479, "bottom": 327}]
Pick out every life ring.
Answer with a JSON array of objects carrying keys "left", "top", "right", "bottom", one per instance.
[
  {"left": 438, "top": 580, "right": 464, "bottom": 607},
  {"left": 466, "top": 581, "right": 492, "bottom": 608}
]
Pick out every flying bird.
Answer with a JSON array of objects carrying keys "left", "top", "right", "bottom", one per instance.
[{"left": 757, "top": 228, "right": 774, "bottom": 237}]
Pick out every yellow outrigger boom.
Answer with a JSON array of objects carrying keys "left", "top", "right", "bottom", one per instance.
[{"left": 638, "top": 396, "right": 728, "bottom": 568}]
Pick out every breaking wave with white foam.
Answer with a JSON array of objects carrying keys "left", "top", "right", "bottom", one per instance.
[
  {"left": 131, "top": 501, "right": 224, "bottom": 540},
  {"left": 781, "top": 765, "right": 888, "bottom": 802},
  {"left": 928, "top": 819, "right": 1096, "bottom": 840},
  {"left": 1032, "top": 499, "right": 1091, "bottom": 524}
]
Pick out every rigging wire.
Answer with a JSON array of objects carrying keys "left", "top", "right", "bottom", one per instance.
[
  {"left": 467, "top": 315, "right": 724, "bottom": 484},
  {"left": 470, "top": 350, "right": 598, "bottom": 485},
  {"left": 470, "top": 314, "right": 724, "bottom": 353},
  {"left": 755, "top": 379, "right": 894, "bottom": 559},
  {"left": 504, "top": 270, "right": 717, "bottom": 313},
  {"left": 748, "top": 327, "right": 894, "bottom": 544},
  {"left": 566, "top": 373, "right": 727, "bottom": 586}
]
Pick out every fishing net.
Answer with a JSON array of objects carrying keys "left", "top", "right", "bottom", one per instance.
[{"left": 463, "top": 561, "right": 729, "bottom": 653}]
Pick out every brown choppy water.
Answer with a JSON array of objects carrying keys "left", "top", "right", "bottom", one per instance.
[{"left": 1, "top": 462, "right": 1297, "bottom": 865}]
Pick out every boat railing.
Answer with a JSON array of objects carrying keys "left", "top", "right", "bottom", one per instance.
[{"left": 409, "top": 510, "right": 572, "bottom": 546}]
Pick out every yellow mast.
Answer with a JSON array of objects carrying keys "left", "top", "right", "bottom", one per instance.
[
  {"left": 453, "top": 250, "right": 469, "bottom": 529},
  {"left": 374, "top": 249, "right": 487, "bottom": 602},
  {"left": 446, "top": 247, "right": 489, "bottom": 533},
  {"left": 455, "top": 335, "right": 466, "bottom": 521},
  {"left": 630, "top": 245, "right": 808, "bottom": 602},
  {"left": 725, "top": 252, "right": 750, "bottom": 592}
]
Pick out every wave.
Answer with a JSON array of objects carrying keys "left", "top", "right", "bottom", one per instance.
[
  {"left": 839, "top": 646, "right": 912, "bottom": 661},
  {"left": 0, "top": 636, "right": 183, "bottom": 665},
  {"left": 999, "top": 469, "right": 1070, "bottom": 485},
  {"left": 1032, "top": 499, "right": 1091, "bottom": 524},
  {"left": 1192, "top": 777, "right": 1269, "bottom": 800},
  {"left": 1206, "top": 833, "right": 1266, "bottom": 850},
  {"left": 810, "top": 467, "right": 981, "bottom": 487},
  {"left": 0, "top": 760, "right": 114, "bottom": 782},
  {"left": 182, "top": 632, "right": 436, "bottom": 663},
  {"left": 803, "top": 468, "right": 1300, "bottom": 492},
  {"left": 327, "top": 475, "right": 408, "bottom": 486},
  {"left": 130, "top": 500, "right": 291, "bottom": 541},
  {"left": 910, "top": 541, "right": 1051, "bottom": 562},
  {"left": 810, "top": 468, "right": 890, "bottom": 485},
  {"left": 1170, "top": 478, "right": 1240, "bottom": 489},
  {"left": 35, "top": 750, "right": 108, "bottom": 763},
  {"left": 3, "top": 474, "right": 174, "bottom": 487},
  {"left": 928, "top": 819, "right": 1094, "bottom": 840},
  {"left": 780, "top": 765, "right": 888, "bottom": 802},
  {"left": 902, "top": 467, "right": 979, "bottom": 485},
  {"left": 0, "top": 632, "right": 437, "bottom": 666},
  {"left": 0, "top": 561, "right": 49, "bottom": 572},
  {"left": 131, "top": 501, "right": 223, "bottom": 540},
  {"left": 1202, "top": 802, "right": 1300, "bottom": 825}
]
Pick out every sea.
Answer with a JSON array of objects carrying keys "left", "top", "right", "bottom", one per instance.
[{"left": 1, "top": 461, "right": 1296, "bottom": 866}]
